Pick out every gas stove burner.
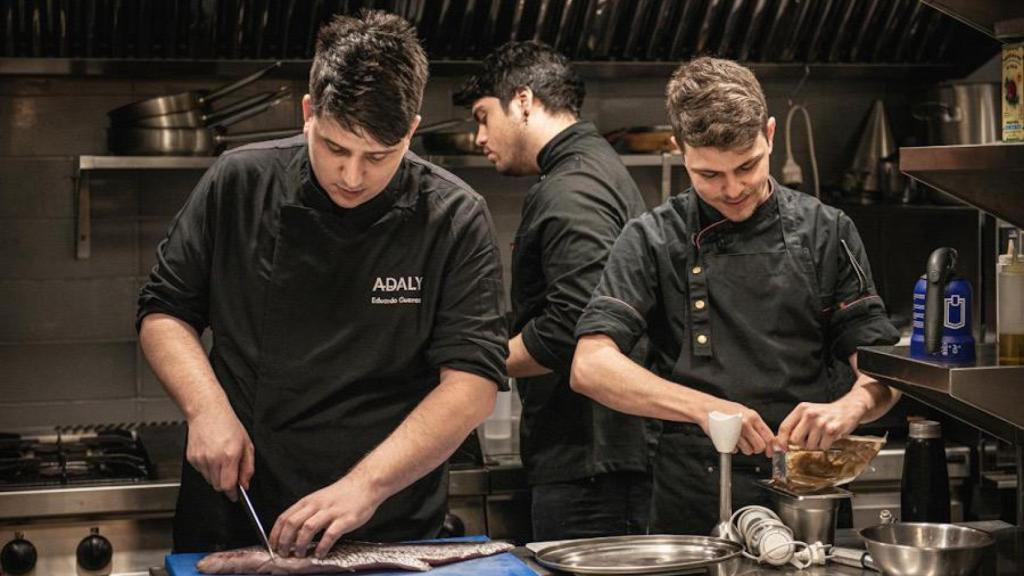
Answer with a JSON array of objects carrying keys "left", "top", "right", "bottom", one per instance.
[{"left": 0, "top": 426, "right": 155, "bottom": 488}]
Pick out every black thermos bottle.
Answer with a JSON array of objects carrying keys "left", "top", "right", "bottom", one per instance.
[{"left": 901, "top": 420, "right": 951, "bottom": 522}]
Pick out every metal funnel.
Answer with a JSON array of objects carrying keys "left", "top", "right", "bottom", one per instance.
[{"left": 842, "top": 100, "right": 897, "bottom": 194}]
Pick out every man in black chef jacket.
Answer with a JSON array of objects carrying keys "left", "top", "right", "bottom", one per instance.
[
  {"left": 454, "top": 42, "right": 652, "bottom": 540},
  {"left": 571, "top": 57, "right": 902, "bottom": 535},
  {"left": 137, "top": 12, "right": 508, "bottom": 557}
]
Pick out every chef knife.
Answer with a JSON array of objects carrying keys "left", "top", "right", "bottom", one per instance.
[{"left": 238, "top": 484, "right": 277, "bottom": 560}]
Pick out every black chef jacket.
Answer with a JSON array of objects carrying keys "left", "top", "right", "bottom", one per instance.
[
  {"left": 576, "top": 180, "right": 900, "bottom": 532},
  {"left": 512, "top": 120, "right": 651, "bottom": 486},
  {"left": 137, "top": 135, "right": 508, "bottom": 550},
  {"left": 577, "top": 180, "right": 899, "bottom": 426}
]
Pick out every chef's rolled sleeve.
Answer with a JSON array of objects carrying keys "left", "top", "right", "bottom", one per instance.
[
  {"left": 576, "top": 219, "right": 658, "bottom": 356},
  {"left": 426, "top": 195, "right": 510, "bottom": 390},
  {"left": 520, "top": 180, "right": 628, "bottom": 372},
  {"left": 827, "top": 213, "right": 899, "bottom": 360},
  {"left": 136, "top": 163, "right": 218, "bottom": 334}
]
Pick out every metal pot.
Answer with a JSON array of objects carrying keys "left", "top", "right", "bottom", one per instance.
[
  {"left": 914, "top": 82, "right": 1001, "bottom": 146},
  {"left": 107, "top": 61, "right": 282, "bottom": 125},
  {"left": 859, "top": 522, "right": 994, "bottom": 576}
]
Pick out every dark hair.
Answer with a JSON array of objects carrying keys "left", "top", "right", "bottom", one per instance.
[
  {"left": 453, "top": 41, "right": 584, "bottom": 116},
  {"left": 309, "top": 10, "right": 428, "bottom": 146},
  {"left": 666, "top": 57, "right": 768, "bottom": 150}
]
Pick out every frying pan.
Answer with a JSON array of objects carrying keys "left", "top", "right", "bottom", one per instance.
[
  {"left": 107, "top": 60, "right": 282, "bottom": 125},
  {"left": 118, "top": 86, "right": 291, "bottom": 128},
  {"left": 604, "top": 125, "right": 675, "bottom": 153},
  {"left": 108, "top": 91, "right": 295, "bottom": 155},
  {"left": 109, "top": 126, "right": 302, "bottom": 156}
]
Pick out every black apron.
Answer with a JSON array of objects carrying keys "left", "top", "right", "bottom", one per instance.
[
  {"left": 651, "top": 191, "right": 834, "bottom": 535},
  {"left": 174, "top": 196, "right": 446, "bottom": 551}
]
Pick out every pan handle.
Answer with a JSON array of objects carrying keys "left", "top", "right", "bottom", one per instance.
[
  {"left": 206, "top": 86, "right": 292, "bottom": 126},
  {"left": 200, "top": 60, "right": 282, "bottom": 106},
  {"left": 212, "top": 90, "right": 292, "bottom": 129}
]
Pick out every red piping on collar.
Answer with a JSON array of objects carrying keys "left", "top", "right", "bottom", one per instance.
[{"left": 692, "top": 218, "right": 730, "bottom": 251}]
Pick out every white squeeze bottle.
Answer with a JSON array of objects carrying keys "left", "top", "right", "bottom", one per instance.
[{"left": 998, "top": 234, "right": 1024, "bottom": 365}]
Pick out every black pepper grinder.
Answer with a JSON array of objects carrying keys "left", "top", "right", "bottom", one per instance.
[{"left": 900, "top": 420, "right": 951, "bottom": 522}]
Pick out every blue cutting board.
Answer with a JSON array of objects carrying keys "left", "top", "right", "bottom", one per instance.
[{"left": 165, "top": 536, "right": 535, "bottom": 576}]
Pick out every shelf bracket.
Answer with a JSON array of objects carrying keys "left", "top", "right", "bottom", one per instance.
[{"left": 74, "top": 159, "right": 91, "bottom": 260}]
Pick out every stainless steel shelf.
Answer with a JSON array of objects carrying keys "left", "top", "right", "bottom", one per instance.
[
  {"left": 900, "top": 143, "right": 1024, "bottom": 229},
  {"left": 73, "top": 152, "right": 677, "bottom": 259},
  {"left": 77, "top": 156, "right": 218, "bottom": 170},
  {"left": 859, "top": 345, "right": 1024, "bottom": 443}
]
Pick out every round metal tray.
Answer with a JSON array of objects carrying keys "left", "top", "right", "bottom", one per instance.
[{"left": 533, "top": 535, "right": 743, "bottom": 575}]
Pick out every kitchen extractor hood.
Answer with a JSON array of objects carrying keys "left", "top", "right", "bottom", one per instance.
[{"left": 0, "top": 0, "right": 999, "bottom": 75}]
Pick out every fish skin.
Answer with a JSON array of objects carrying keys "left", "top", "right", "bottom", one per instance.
[{"left": 196, "top": 540, "right": 515, "bottom": 574}]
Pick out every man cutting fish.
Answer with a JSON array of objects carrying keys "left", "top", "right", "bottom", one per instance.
[{"left": 137, "top": 11, "right": 508, "bottom": 559}]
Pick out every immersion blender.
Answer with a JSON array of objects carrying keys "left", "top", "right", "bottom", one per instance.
[{"left": 708, "top": 411, "right": 744, "bottom": 543}]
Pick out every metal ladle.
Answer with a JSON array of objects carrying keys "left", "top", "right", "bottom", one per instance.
[{"left": 708, "top": 411, "right": 743, "bottom": 544}]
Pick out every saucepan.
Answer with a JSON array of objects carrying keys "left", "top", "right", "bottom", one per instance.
[
  {"left": 107, "top": 61, "right": 283, "bottom": 125},
  {"left": 108, "top": 92, "right": 298, "bottom": 156},
  {"left": 859, "top": 522, "right": 994, "bottom": 576}
]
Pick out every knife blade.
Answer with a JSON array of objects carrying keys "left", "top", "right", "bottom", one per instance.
[{"left": 238, "top": 484, "right": 277, "bottom": 560}]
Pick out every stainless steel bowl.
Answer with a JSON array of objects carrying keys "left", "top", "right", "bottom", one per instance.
[{"left": 859, "top": 523, "right": 994, "bottom": 576}]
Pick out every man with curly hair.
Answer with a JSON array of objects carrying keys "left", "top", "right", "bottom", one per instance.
[{"left": 571, "top": 57, "right": 900, "bottom": 534}]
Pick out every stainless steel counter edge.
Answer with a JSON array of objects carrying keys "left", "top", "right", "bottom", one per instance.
[
  {"left": 0, "top": 482, "right": 180, "bottom": 521},
  {"left": 859, "top": 345, "right": 1024, "bottom": 440}
]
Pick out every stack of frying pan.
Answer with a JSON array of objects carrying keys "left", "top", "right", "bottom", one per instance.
[{"left": 107, "top": 61, "right": 301, "bottom": 156}]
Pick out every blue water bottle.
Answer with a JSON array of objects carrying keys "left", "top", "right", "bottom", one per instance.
[{"left": 910, "top": 247, "right": 975, "bottom": 363}]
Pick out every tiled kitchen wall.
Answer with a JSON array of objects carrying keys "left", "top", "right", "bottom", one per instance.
[{"left": 0, "top": 68, "right": 917, "bottom": 428}]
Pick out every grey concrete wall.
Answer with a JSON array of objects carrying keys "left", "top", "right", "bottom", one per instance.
[{"left": 0, "top": 69, "right": 918, "bottom": 428}]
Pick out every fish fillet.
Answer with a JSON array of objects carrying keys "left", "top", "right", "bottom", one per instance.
[{"left": 196, "top": 540, "right": 515, "bottom": 574}]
